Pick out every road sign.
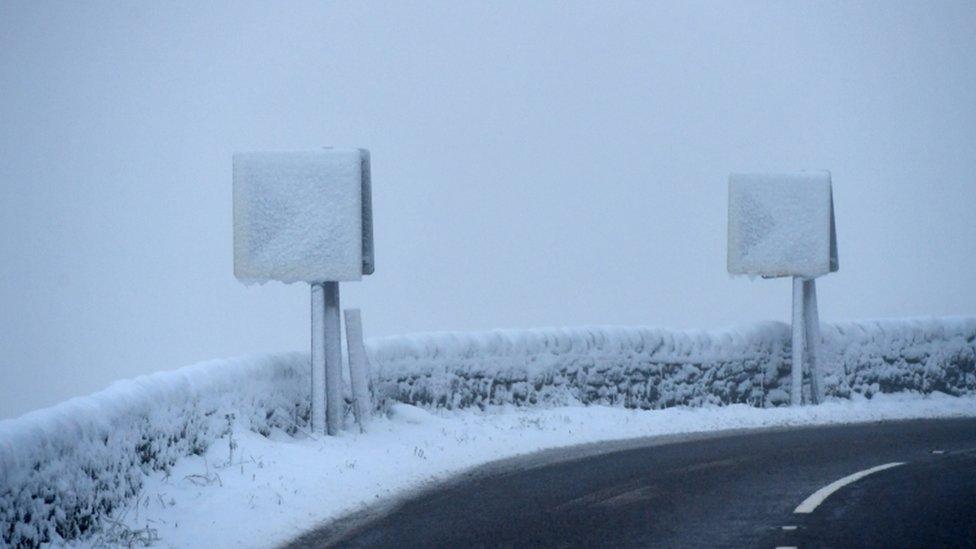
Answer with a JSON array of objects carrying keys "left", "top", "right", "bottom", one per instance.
[
  {"left": 727, "top": 171, "right": 838, "bottom": 406},
  {"left": 728, "top": 171, "right": 838, "bottom": 279},
  {"left": 233, "top": 149, "right": 373, "bottom": 435},
  {"left": 234, "top": 149, "right": 373, "bottom": 283}
]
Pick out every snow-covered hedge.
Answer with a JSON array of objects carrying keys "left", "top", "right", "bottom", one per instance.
[
  {"left": 372, "top": 318, "right": 976, "bottom": 410},
  {"left": 0, "top": 354, "right": 309, "bottom": 547},
  {"left": 2, "top": 317, "right": 974, "bottom": 546},
  {"left": 370, "top": 322, "right": 791, "bottom": 409},
  {"left": 821, "top": 318, "right": 976, "bottom": 397}
]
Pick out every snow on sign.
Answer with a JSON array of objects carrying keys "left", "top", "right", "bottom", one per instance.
[
  {"left": 233, "top": 149, "right": 374, "bottom": 283},
  {"left": 727, "top": 171, "right": 838, "bottom": 278}
]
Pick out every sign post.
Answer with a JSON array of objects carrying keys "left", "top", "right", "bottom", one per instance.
[
  {"left": 310, "top": 283, "right": 326, "bottom": 432},
  {"left": 790, "top": 277, "right": 805, "bottom": 405},
  {"left": 344, "top": 308, "right": 372, "bottom": 433},
  {"left": 802, "top": 278, "right": 823, "bottom": 403},
  {"left": 728, "top": 171, "right": 838, "bottom": 406},
  {"left": 323, "top": 281, "right": 343, "bottom": 435},
  {"left": 234, "top": 149, "right": 374, "bottom": 435}
]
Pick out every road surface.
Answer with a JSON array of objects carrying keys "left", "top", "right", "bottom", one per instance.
[{"left": 288, "top": 418, "right": 976, "bottom": 548}]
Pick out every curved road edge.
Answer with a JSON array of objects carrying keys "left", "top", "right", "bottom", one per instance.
[{"left": 284, "top": 417, "right": 976, "bottom": 548}]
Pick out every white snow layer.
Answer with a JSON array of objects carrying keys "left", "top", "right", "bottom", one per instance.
[
  {"left": 2, "top": 317, "right": 974, "bottom": 546},
  {"left": 728, "top": 171, "right": 834, "bottom": 277},
  {"left": 113, "top": 395, "right": 976, "bottom": 549},
  {"left": 233, "top": 150, "right": 364, "bottom": 284}
]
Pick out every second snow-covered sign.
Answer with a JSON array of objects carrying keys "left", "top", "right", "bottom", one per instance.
[
  {"left": 726, "top": 170, "right": 839, "bottom": 408},
  {"left": 727, "top": 171, "right": 838, "bottom": 278},
  {"left": 233, "top": 149, "right": 373, "bottom": 283}
]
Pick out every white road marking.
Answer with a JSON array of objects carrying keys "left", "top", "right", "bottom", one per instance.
[
  {"left": 781, "top": 525, "right": 798, "bottom": 531},
  {"left": 775, "top": 546, "right": 798, "bottom": 549},
  {"left": 794, "top": 462, "right": 905, "bottom": 514}
]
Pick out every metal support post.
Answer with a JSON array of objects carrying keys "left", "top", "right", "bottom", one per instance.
[
  {"left": 791, "top": 277, "right": 805, "bottom": 406},
  {"left": 803, "top": 279, "right": 823, "bottom": 404},
  {"left": 324, "top": 281, "right": 343, "bottom": 435},
  {"left": 310, "top": 283, "right": 326, "bottom": 434},
  {"left": 344, "top": 309, "right": 372, "bottom": 432}
]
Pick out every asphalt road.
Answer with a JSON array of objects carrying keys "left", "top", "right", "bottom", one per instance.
[{"left": 288, "top": 418, "right": 976, "bottom": 548}]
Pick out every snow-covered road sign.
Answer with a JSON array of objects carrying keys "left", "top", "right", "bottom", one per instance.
[
  {"left": 727, "top": 171, "right": 838, "bottom": 279},
  {"left": 233, "top": 149, "right": 373, "bottom": 283},
  {"left": 233, "top": 148, "right": 373, "bottom": 437},
  {"left": 727, "top": 171, "right": 839, "bottom": 407}
]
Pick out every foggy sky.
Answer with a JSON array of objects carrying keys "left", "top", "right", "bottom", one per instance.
[{"left": 2, "top": 1, "right": 975, "bottom": 419}]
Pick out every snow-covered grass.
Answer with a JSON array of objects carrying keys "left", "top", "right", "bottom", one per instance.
[{"left": 109, "top": 394, "right": 976, "bottom": 548}]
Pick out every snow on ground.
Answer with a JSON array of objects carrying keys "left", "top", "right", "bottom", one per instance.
[{"left": 102, "top": 393, "right": 976, "bottom": 548}]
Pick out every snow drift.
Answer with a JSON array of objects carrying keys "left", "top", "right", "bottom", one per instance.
[{"left": 1, "top": 317, "right": 974, "bottom": 546}]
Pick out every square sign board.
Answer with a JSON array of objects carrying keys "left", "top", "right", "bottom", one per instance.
[
  {"left": 234, "top": 149, "right": 374, "bottom": 284},
  {"left": 727, "top": 171, "right": 838, "bottom": 278}
]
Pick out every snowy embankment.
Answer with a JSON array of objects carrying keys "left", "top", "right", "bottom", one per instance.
[
  {"left": 2, "top": 317, "right": 974, "bottom": 547},
  {"left": 0, "top": 354, "right": 311, "bottom": 547}
]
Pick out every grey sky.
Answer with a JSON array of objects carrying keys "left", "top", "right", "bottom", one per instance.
[{"left": 2, "top": 1, "right": 974, "bottom": 419}]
